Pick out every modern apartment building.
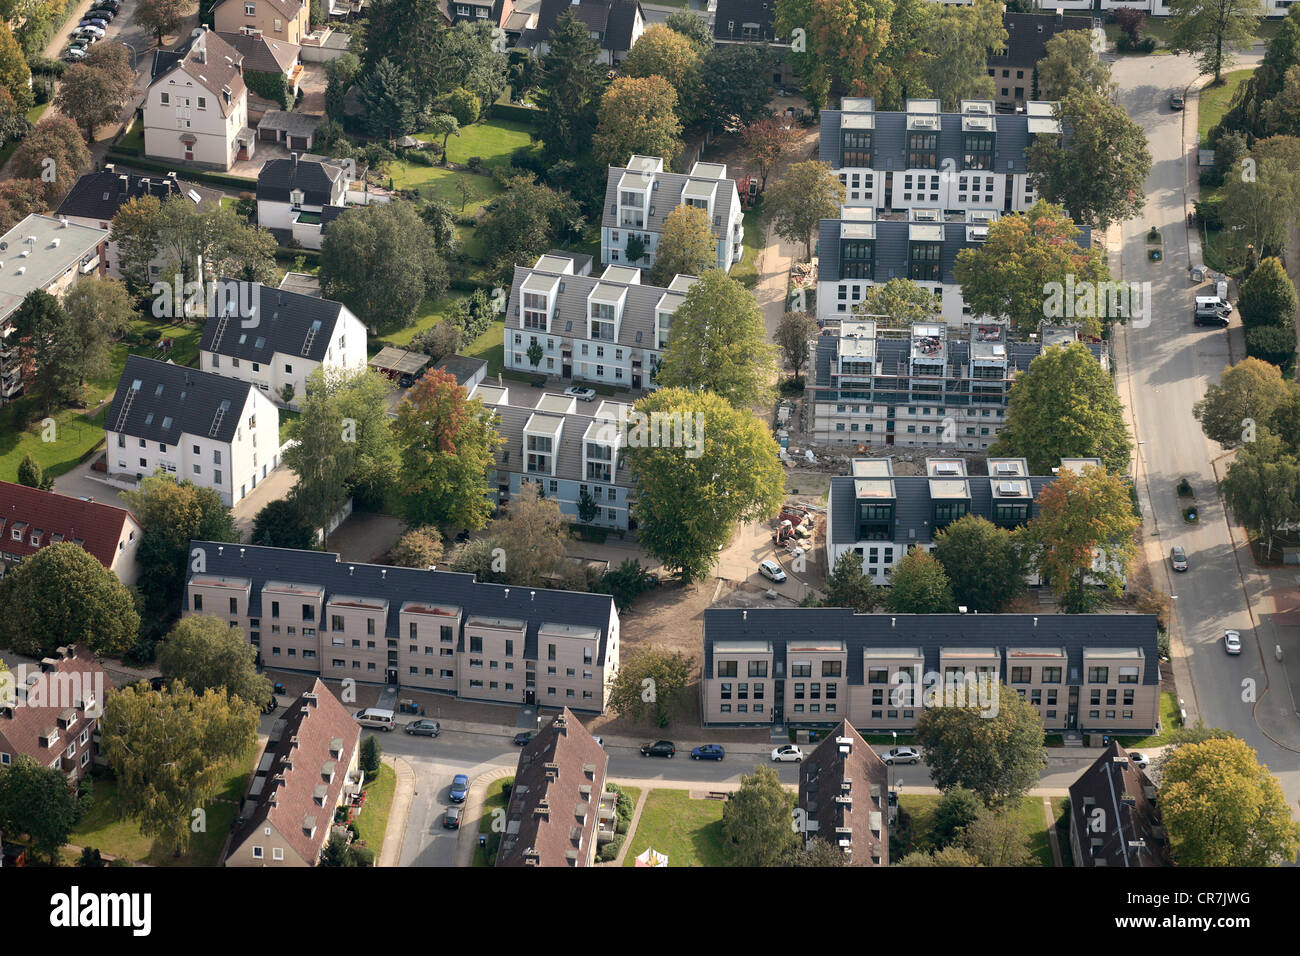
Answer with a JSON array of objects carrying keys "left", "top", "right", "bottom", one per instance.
[
  {"left": 701, "top": 607, "right": 1161, "bottom": 736},
  {"left": 502, "top": 251, "right": 698, "bottom": 390},
  {"left": 601, "top": 155, "right": 746, "bottom": 273},
  {"left": 0, "top": 482, "right": 144, "bottom": 586},
  {"left": 1068, "top": 740, "right": 1170, "bottom": 867},
  {"left": 471, "top": 384, "right": 636, "bottom": 531},
  {"left": 183, "top": 542, "right": 621, "bottom": 712},
  {"left": 797, "top": 720, "right": 890, "bottom": 865}
]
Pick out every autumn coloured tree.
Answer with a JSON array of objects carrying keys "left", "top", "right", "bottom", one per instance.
[
  {"left": 593, "top": 75, "right": 683, "bottom": 169},
  {"left": 741, "top": 115, "right": 797, "bottom": 191},
  {"left": 13, "top": 115, "right": 91, "bottom": 203},
  {"left": 649, "top": 205, "right": 716, "bottom": 285},
  {"left": 621, "top": 24, "right": 703, "bottom": 124}
]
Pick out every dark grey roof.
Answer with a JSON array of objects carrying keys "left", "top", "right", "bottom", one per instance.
[
  {"left": 703, "top": 608, "right": 1161, "bottom": 688},
  {"left": 256, "top": 157, "right": 343, "bottom": 206},
  {"left": 216, "top": 31, "right": 300, "bottom": 75},
  {"left": 187, "top": 541, "right": 617, "bottom": 665},
  {"left": 712, "top": 0, "right": 778, "bottom": 42},
  {"left": 601, "top": 164, "right": 739, "bottom": 238},
  {"left": 433, "top": 353, "right": 487, "bottom": 386},
  {"left": 604, "top": 0, "right": 641, "bottom": 49},
  {"left": 56, "top": 167, "right": 221, "bottom": 222},
  {"left": 1068, "top": 740, "right": 1169, "bottom": 866},
  {"left": 546, "top": 249, "right": 593, "bottom": 275},
  {"left": 198, "top": 279, "right": 349, "bottom": 364},
  {"left": 478, "top": 397, "right": 635, "bottom": 490},
  {"left": 522, "top": 0, "right": 641, "bottom": 52},
  {"left": 256, "top": 110, "right": 322, "bottom": 139},
  {"left": 989, "top": 12, "right": 1094, "bottom": 69},
  {"left": 107, "top": 355, "right": 256, "bottom": 445},
  {"left": 819, "top": 108, "right": 1045, "bottom": 175}
]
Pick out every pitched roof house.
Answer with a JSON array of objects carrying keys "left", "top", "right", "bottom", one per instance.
[
  {"left": 226, "top": 678, "right": 362, "bottom": 866},
  {"left": 0, "top": 482, "right": 144, "bottom": 586},
  {"left": 0, "top": 645, "right": 110, "bottom": 783},
  {"left": 213, "top": 0, "right": 311, "bottom": 45},
  {"left": 216, "top": 30, "right": 302, "bottom": 88},
  {"left": 988, "top": 11, "right": 1095, "bottom": 111},
  {"left": 497, "top": 708, "right": 612, "bottom": 866},
  {"left": 519, "top": 0, "right": 645, "bottom": 64},
  {"left": 1068, "top": 740, "right": 1169, "bottom": 867},
  {"left": 798, "top": 720, "right": 889, "bottom": 864},
  {"left": 256, "top": 154, "right": 349, "bottom": 248}
]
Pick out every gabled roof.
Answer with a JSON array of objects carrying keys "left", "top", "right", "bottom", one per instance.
[
  {"left": 256, "top": 156, "right": 344, "bottom": 206},
  {"left": 56, "top": 166, "right": 222, "bottom": 223},
  {"left": 712, "top": 0, "right": 779, "bottom": 42},
  {"left": 214, "top": 0, "right": 306, "bottom": 23},
  {"left": 106, "top": 355, "right": 258, "bottom": 446},
  {"left": 149, "top": 29, "right": 247, "bottom": 119},
  {"left": 216, "top": 31, "right": 300, "bottom": 75},
  {"left": 522, "top": 0, "right": 641, "bottom": 52},
  {"left": 0, "top": 645, "right": 111, "bottom": 776},
  {"left": 0, "top": 482, "right": 140, "bottom": 570},
  {"left": 799, "top": 720, "right": 888, "bottom": 864},
  {"left": 497, "top": 708, "right": 608, "bottom": 867},
  {"left": 198, "top": 278, "right": 351, "bottom": 364},
  {"left": 989, "top": 11, "right": 1094, "bottom": 69},
  {"left": 1068, "top": 740, "right": 1169, "bottom": 867},
  {"left": 228, "top": 678, "right": 361, "bottom": 866},
  {"left": 601, "top": 162, "right": 740, "bottom": 239}
]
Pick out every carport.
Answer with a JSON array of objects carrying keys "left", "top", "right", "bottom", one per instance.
[{"left": 369, "top": 346, "right": 431, "bottom": 383}]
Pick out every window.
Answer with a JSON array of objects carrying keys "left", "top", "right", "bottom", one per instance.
[
  {"left": 1088, "top": 666, "right": 1109, "bottom": 683},
  {"left": 161, "top": 92, "right": 170, "bottom": 105},
  {"left": 197, "top": 96, "right": 207, "bottom": 110},
  {"left": 717, "top": 660, "right": 737, "bottom": 678},
  {"left": 821, "top": 661, "right": 841, "bottom": 677}
]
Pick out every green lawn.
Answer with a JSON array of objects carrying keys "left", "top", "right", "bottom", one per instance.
[
  {"left": 388, "top": 161, "right": 503, "bottom": 211},
  {"left": 728, "top": 209, "right": 764, "bottom": 289},
  {"left": 1115, "top": 692, "right": 1183, "bottom": 748},
  {"left": 1052, "top": 796, "right": 1073, "bottom": 867},
  {"left": 116, "top": 120, "right": 145, "bottom": 156},
  {"left": 474, "top": 775, "right": 513, "bottom": 867},
  {"left": 378, "top": 291, "right": 469, "bottom": 350},
  {"left": 420, "top": 119, "right": 538, "bottom": 168},
  {"left": 621, "top": 789, "right": 729, "bottom": 867},
  {"left": 278, "top": 408, "right": 300, "bottom": 444},
  {"left": 1009, "top": 795, "right": 1056, "bottom": 867},
  {"left": 1199, "top": 69, "right": 1255, "bottom": 142},
  {"left": 895, "top": 793, "right": 1057, "bottom": 865},
  {"left": 353, "top": 762, "right": 396, "bottom": 856},
  {"left": 462, "top": 318, "right": 507, "bottom": 378}
]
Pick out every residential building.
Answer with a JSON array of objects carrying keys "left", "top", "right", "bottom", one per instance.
[
  {"left": 106, "top": 355, "right": 282, "bottom": 507},
  {"left": 819, "top": 98, "right": 1060, "bottom": 214},
  {"left": 445, "top": 0, "right": 515, "bottom": 27},
  {"left": 144, "top": 28, "right": 254, "bottom": 170},
  {"left": 225, "top": 678, "right": 362, "bottom": 866},
  {"left": 1068, "top": 740, "right": 1170, "bottom": 867},
  {"left": 798, "top": 720, "right": 889, "bottom": 864},
  {"left": 198, "top": 278, "right": 367, "bottom": 405},
  {"left": 707, "top": 0, "right": 795, "bottom": 86},
  {"left": 987, "top": 12, "right": 1094, "bottom": 112},
  {"left": 55, "top": 166, "right": 223, "bottom": 279},
  {"left": 471, "top": 384, "right": 636, "bottom": 530},
  {"left": 808, "top": 319, "right": 1109, "bottom": 448},
  {"left": 502, "top": 251, "right": 698, "bottom": 389},
  {"left": 0, "top": 645, "right": 109, "bottom": 783},
  {"left": 601, "top": 155, "right": 746, "bottom": 273},
  {"left": 213, "top": 0, "right": 312, "bottom": 44},
  {"left": 256, "top": 154, "right": 347, "bottom": 248},
  {"left": 0, "top": 482, "right": 144, "bottom": 586},
  {"left": 217, "top": 29, "right": 303, "bottom": 96},
  {"left": 701, "top": 608, "right": 1161, "bottom": 735},
  {"left": 517, "top": 0, "right": 645, "bottom": 64},
  {"left": 814, "top": 204, "right": 1091, "bottom": 326},
  {"left": 0, "top": 214, "right": 109, "bottom": 404},
  {"left": 183, "top": 542, "right": 621, "bottom": 711},
  {"left": 497, "top": 708, "right": 614, "bottom": 866}
]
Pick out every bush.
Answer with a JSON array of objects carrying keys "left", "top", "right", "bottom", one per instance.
[
  {"left": 1246, "top": 323, "right": 1298, "bottom": 368},
  {"left": 1158, "top": 629, "right": 1171, "bottom": 660},
  {"left": 27, "top": 56, "right": 65, "bottom": 78},
  {"left": 348, "top": 845, "right": 376, "bottom": 867},
  {"left": 501, "top": 778, "right": 513, "bottom": 798},
  {"left": 616, "top": 818, "right": 629, "bottom": 835},
  {"left": 596, "top": 834, "right": 624, "bottom": 862},
  {"left": 466, "top": 156, "right": 483, "bottom": 171}
]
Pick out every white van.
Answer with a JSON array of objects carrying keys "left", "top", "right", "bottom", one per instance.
[{"left": 354, "top": 707, "right": 397, "bottom": 731}]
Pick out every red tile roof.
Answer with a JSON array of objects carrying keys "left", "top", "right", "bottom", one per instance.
[
  {"left": 0, "top": 482, "right": 139, "bottom": 572},
  {"left": 0, "top": 645, "right": 111, "bottom": 777}
]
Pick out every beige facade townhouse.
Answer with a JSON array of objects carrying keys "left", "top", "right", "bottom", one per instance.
[{"left": 214, "top": 0, "right": 311, "bottom": 45}]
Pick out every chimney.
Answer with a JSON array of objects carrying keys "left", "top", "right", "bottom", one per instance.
[
  {"left": 292, "top": 152, "right": 299, "bottom": 170},
  {"left": 218, "top": 546, "right": 224, "bottom": 557},
  {"left": 891, "top": 617, "right": 896, "bottom": 628},
  {"left": 104, "top": 163, "right": 115, "bottom": 174},
  {"left": 1033, "top": 617, "right": 1038, "bottom": 627},
  {"left": 530, "top": 590, "right": 535, "bottom": 602},
  {"left": 240, "top": 547, "right": 245, "bottom": 559},
  {"left": 742, "top": 610, "right": 747, "bottom": 622}
]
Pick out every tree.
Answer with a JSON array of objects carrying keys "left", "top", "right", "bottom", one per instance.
[
  {"left": 434, "top": 87, "right": 481, "bottom": 127},
  {"left": 775, "top": 0, "right": 897, "bottom": 109},
  {"left": 895, "top": 845, "right": 982, "bottom": 866},
  {"left": 1194, "top": 356, "right": 1293, "bottom": 447},
  {"left": 361, "top": 0, "right": 445, "bottom": 84},
  {"left": 413, "top": 320, "right": 462, "bottom": 366},
  {"left": 700, "top": 45, "right": 775, "bottom": 132},
  {"left": 824, "top": 550, "right": 880, "bottom": 612},
  {"left": 448, "top": 537, "right": 506, "bottom": 581},
  {"left": 1114, "top": 6, "right": 1148, "bottom": 44},
  {"left": 1218, "top": 157, "right": 1298, "bottom": 259},
  {"left": 793, "top": 838, "right": 851, "bottom": 867},
  {"left": 622, "top": 24, "right": 702, "bottom": 124},
  {"left": 389, "top": 526, "right": 444, "bottom": 569},
  {"left": 932, "top": 787, "right": 983, "bottom": 848},
  {"left": 1238, "top": 256, "right": 1298, "bottom": 329},
  {"left": 741, "top": 115, "right": 797, "bottom": 191},
  {"left": 325, "top": 52, "right": 360, "bottom": 122},
  {"left": 989, "top": 343, "right": 1131, "bottom": 475},
  {"left": 419, "top": 199, "right": 459, "bottom": 256},
  {"left": 854, "top": 278, "right": 940, "bottom": 328},
  {"left": 958, "top": 807, "right": 1032, "bottom": 867},
  {"left": 1168, "top": 0, "right": 1265, "bottom": 83},
  {"left": 17, "top": 453, "right": 52, "bottom": 491},
  {"left": 480, "top": 176, "right": 581, "bottom": 275},
  {"left": 764, "top": 161, "right": 845, "bottom": 260},
  {"left": 359, "top": 57, "right": 422, "bottom": 138},
  {"left": 626, "top": 389, "right": 784, "bottom": 584},
  {"left": 1220, "top": 432, "right": 1300, "bottom": 558},
  {"left": 597, "top": 558, "right": 655, "bottom": 611},
  {"left": 664, "top": 9, "right": 712, "bottom": 49},
  {"left": 485, "top": 482, "right": 568, "bottom": 587},
  {"left": 11, "top": 289, "right": 80, "bottom": 410},
  {"left": 320, "top": 200, "right": 448, "bottom": 333},
  {"left": 157, "top": 616, "right": 271, "bottom": 706},
  {"left": 649, "top": 204, "right": 717, "bottom": 285},
  {"left": 56, "top": 46, "right": 135, "bottom": 142},
  {"left": 932, "top": 515, "right": 1025, "bottom": 613},
  {"left": 360, "top": 734, "right": 383, "bottom": 776},
  {"left": 429, "top": 21, "right": 509, "bottom": 108},
  {"left": 426, "top": 112, "right": 460, "bottom": 160},
  {"left": 534, "top": 9, "right": 607, "bottom": 159},
  {"left": 605, "top": 647, "right": 693, "bottom": 725},
  {"left": 0, "top": 177, "right": 45, "bottom": 234},
  {"left": 133, "top": 0, "right": 187, "bottom": 43},
  {"left": 1247, "top": 323, "right": 1298, "bottom": 367},
  {"left": 654, "top": 269, "right": 778, "bottom": 407},
  {"left": 0, "top": 20, "right": 32, "bottom": 109},
  {"left": 885, "top": 547, "right": 957, "bottom": 613},
  {"left": 774, "top": 311, "right": 818, "bottom": 381},
  {"left": 100, "top": 682, "right": 258, "bottom": 856},
  {"left": 393, "top": 369, "right": 503, "bottom": 529},
  {"left": 251, "top": 498, "right": 317, "bottom": 549},
  {"left": 13, "top": 115, "right": 90, "bottom": 204},
  {"left": 1027, "top": 90, "right": 1152, "bottom": 230},
  {"left": 0, "top": 756, "right": 79, "bottom": 862},
  {"left": 78, "top": 847, "right": 105, "bottom": 867},
  {"left": 920, "top": 0, "right": 1006, "bottom": 110},
  {"left": 722, "top": 765, "right": 798, "bottom": 866},
  {"left": 62, "top": 278, "right": 134, "bottom": 387},
  {"left": 593, "top": 75, "right": 683, "bottom": 170},
  {"left": 1021, "top": 464, "right": 1139, "bottom": 614},
  {"left": 1159, "top": 736, "right": 1300, "bottom": 865},
  {"left": 1036, "top": 29, "right": 1114, "bottom": 99},
  {"left": 915, "top": 684, "right": 1048, "bottom": 808}
]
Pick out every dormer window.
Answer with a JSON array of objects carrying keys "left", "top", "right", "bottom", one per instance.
[
  {"left": 522, "top": 292, "right": 549, "bottom": 331},
  {"left": 290, "top": 189, "right": 304, "bottom": 209}
]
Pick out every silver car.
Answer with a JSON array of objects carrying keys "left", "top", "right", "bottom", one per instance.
[{"left": 1223, "top": 630, "right": 1242, "bottom": 655}]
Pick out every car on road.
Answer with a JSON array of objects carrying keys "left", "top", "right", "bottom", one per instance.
[
  {"left": 512, "top": 731, "right": 535, "bottom": 746},
  {"left": 881, "top": 746, "right": 922, "bottom": 766},
  {"left": 404, "top": 719, "right": 441, "bottom": 737},
  {"left": 1129, "top": 752, "right": 1150, "bottom": 769},
  {"left": 1170, "top": 546, "right": 1188, "bottom": 572},
  {"left": 640, "top": 740, "right": 676, "bottom": 758},
  {"left": 758, "top": 559, "right": 787, "bottom": 583},
  {"left": 771, "top": 744, "right": 803, "bottom": 763},
  {"left": 1224, "top": 629, "right": 1242, "bottom": 655},
  {"left": 563, "top": 386, "right": 596, "bottom": 402},
  {"left": 92, "top": 0, "right": 121, "bottom": 11},
  {"left": 691, "top": 744, "right": 725, "bottom": 761},
  {"left": 442, "top": 806, "right": 461, "bottom": 829},
  {"left": 1193, "top": 311, "right": 1229, "bottom": 328},
  {"left": 1169, "top": 91, "right": 1185, "bottom": 110},
  {"left": 449, "top": 773, "right": 469, "bottom": 803}
]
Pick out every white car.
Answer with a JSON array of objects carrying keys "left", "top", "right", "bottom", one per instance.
[
  {"left": 758, "top": 559, "right": 786, "bottom": 583},
  {"left": 881, "top": 746, "right": 922, "bottom": 766},
  {"left": 771, "top": 745, "right": 803, "bottom": 763},
  {"left": 1129, "top": 752, "right": 1150, "bottom": 769},
  {"left": 1223, "top": 630, "right": 1242, "bottom": 655},
  {"left": 564, "top": 386, "right": 596, "bottom": 402},
  {"left": 73, "top": 24, "right": 105, "bottom": 39}
]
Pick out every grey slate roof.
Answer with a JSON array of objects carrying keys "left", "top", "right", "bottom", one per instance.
[
  {"left": 478, "top": 394, "right": 635, "bottom": 490},
  {"left": 217, "top": 31, "right": 300, "bottom": 75},
  {"left": 257, "top": 110, "right": 322, "bottom": 140},
  {"left": 56, "top": 167, "right": 221, "bottom": 223},
  {"left": 1068, "top": 740, "right": 1169, "bottom": 867},
  {"left": 257, "top": 156, "right": 343, "bottom": 205},
  {"left": 703, "top": 608, "right": 1161, "bottom": 688},
  {"left": 989, "top": 12, "right": 1094, "bottom": 70},
  {"left": 107, "top": 355, "right": 255, "bottom": 445},
  {"left": 601, "top": 164, "right": 738, "bottom": 240},
  {"left": 522, "top": 0, "right": 641, "bottom": 52},
  {"left": 187, "top": 541, "right": 617, "bottom": 665},
  {"left": 819, "top": 108, "right": 1044, "bottom": 175},
  {"left": 713, "top": 0, "right": 778, "bottom": 42},
  {"left": 198, "top": 279, "right": 348, "bottom": 364}
]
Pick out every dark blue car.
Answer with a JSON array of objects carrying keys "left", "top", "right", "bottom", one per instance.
[
  {"left": 449, "top": 773, "right": 469, "bottom": 803},
  {"left": 691, "top": 744, "right": 725, "bottom": 761}
]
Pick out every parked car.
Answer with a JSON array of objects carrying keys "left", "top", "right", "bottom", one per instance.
[
  {"left": 80, "top": 15, "right": 109, "bottom": 27},
  {"left": 1170, "top": 546, "right": 1188, "bottom": 572},
  {"left": 442, "top": 806, "right": 461, "bottom": 829},
  {"left": 1129, "top": 752, "right": 1150, "bottom": 769},
  {"left": 63, "top": 42, "right": 87, "bottom": 60},
  {"left": 1169, "top": 91, "right": 1185, "bottom": 110},
  {"left": 1223, "top": 629, "right": 1242, "bottom": 655},
  {"left": 640, "top": 740, "right": 676, "bottom": 758},
  {"left": 353, "top": 707, "right": 396, "bottom": 731},
  {"left": 771, "top": 744, "right": 804, "bottom": 763},
  {"left": 512, "top": 731, "right": 535, "bottom": 746},
  {"left": 758, "top": 559, "right": 786, "bottom": 583},
  {"left": 73, "top": 24, "right": 105, "bottom": 39},
  {"left": 564, "top": 385, "right": 596, "bottom": 402},
  {"left": 260, "top": 694, "right": 279, "bottom": 715},
  {"left": 881, "top": 746, "right": 922, "bottom": 766},
  {"left": 449, "top": 773, "right": 469, "bottom": 803},
  {"left": 92, "top": 0, "right": 121, "bottom": 11},
  {"left": 1193, "top": 311, "right": 1229, "bottom": 328},
  {"left": 404, "top": 719, "right": 441, "bottom": 737},
  {"left": 691, "top": 744, "right": 725, "bottom": 761}
]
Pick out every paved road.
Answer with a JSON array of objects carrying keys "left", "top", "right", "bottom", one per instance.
[{"left": 1109, "top": 50, "right": 1300, "bottom": 810}]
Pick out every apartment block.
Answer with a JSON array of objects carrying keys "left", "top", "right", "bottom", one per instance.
[
  {"left": 702, "top": 608, "right": 1161, "bottom": 736},
  {"left": 798, "top": 720, "right": 889, "bottom": 865},
  {"left": 183, "top": 542, "right": 620, "bottom": 712},
  {"left": 1068, "top": 740, "right": 1170, "bottom": 867},
  {"left": 0, "top": 645, "right": 109, "bottom": 783},
  {"left": 0, "top": 482, "right": 144, "bottom": 586},
  {"left": 987, "top": 12, "right": 1095, "bottom": 112}
]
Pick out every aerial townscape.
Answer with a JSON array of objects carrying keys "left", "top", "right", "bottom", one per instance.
[{"left": 0, "top": 0, "right": 1298, "bottom": 920}]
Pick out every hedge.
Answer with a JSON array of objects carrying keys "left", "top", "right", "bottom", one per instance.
[
  {"left": 245, "top": 71, "right": 292, "bottom": 111},
  {"left": 104, "top": 152, "right": 258, "bottom": 190},
  {"left": 488, "top": 102, "right": 542, "bottom": 125}
]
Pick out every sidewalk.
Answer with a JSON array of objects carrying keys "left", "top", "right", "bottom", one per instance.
[
  {"left": 376, "top": 754, "right": 415, "bottom": 867},
  {"left": 456, "top": 765, "right": 515, "bottom": 867}
]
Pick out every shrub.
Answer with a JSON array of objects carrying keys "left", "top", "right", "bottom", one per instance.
[
  {"left": 596, "top": 834, "right": 624, "bottom": 862},
  {"left": 1158, "top": 629, "right": 1171, "bottom": 660},
  {"left": 466, "top": 156, "right": 483, "bottom": 171},
  {"left": 348, "top": 845, "right": 376, "bottom": 866},
  {"left": 501, "top": 778, "right": 513, "bottom": 798},
  {"left": 616, "top": 818, "right": 629, "bottom": 835}
]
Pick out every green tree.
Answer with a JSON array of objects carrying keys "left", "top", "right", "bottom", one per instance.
[
  {"left": 722, "top": 764, "right": 798, "bottom": 866},
  {"left": 1168, "top": 0, "right": 1266, "bottom": 83},
  {"left": 664, "top": 9, "right": 713, "bottom": 49},
  {"left": 1247, "top": 323, "right": 1299, "bottom": 367},
  {"left": 593, "top": 75, "right": 683, "bottom": 170},
  {"left": 854, "top": 278, "right": 940, "bottom": 328},
  {"left": 604, "top": 647, "right": 693, "bottom": 726},
  {"left": 434, "top": 87, "right": 481, "bottom": 127},
  {"left": 932, "top": 515, "right": 1025, "bottom": 613},
  {"left": 775, "top": 0, "right": 897, "bottom": 109},
  {"left": 958, "top": 807, "right": 1033, "bottom": 867},
  {"left": 11, "top": 292, "right": 80, "bottom": 410},
  {"left": 885, "top": 547, "right": 957, "bottom": 613},
  {"left": 0, "top": 756, "right": 79, "bottom": 862},
  {"left": 389, "top": 525, "right": 444, "bottom": 569},
  {"left": 448, "top": 537, "right": 506, "bottom": 582},
  {"left": 1036, "top": 29, "right": 1114, "bottom": 99},
  {"left": 0, "top": 20, "right": 32, "bottom": 110},
  {"left": 1220, "top": 431, "right": 1300, "bottom": 559},
  {"left": 485, "top": 482, "right": 569, "bottom": 586},
  {"left": 427, "top": 112, "right": 460, "bottom": 160},
  {"left": 700, "top": 44, "right": 776, "bottom": 132},
  {"left": 100, "top": 682, "right": 258, "bottom": 856},
  {"left": 649, "top": 204, "right": 717, "bottom": 285},
  {"left": 622, "top": 24, "right": 702, "bottom": 124},
  {"left": 283, "top": 381, "right": 357, "bottom": 538},
  {"left": 17, "top": 453, "right": 52, "bottom": 490},
  {"left": 932, "top": 787, "right": 983, "bottom": 848},
  {"left": 12, "top": 115, "right": 89, "bottom": 204},
  {"left": 626, "top": 389, "right": 784, "bottom": 583},
  {"left": 1238, "top": 256, "right": 1298, "bottom": 328},
  {"left": 360, "top": 57, "right": 422, "bottom": 138},
  {"left": 133, "top": 0, "right": 187, "bottom": 43},
  {"left": 920, "top": 0, "right": 1006, "bottom": 110},
  {"left": 534, "top": 9, "right": 607, "bottom": 159},
  {"left": 360, "top": 734, "right": 382, "bottom": 774},
  {"left": 251, "top": 498, "right": 317, "bottom": 549},
  {"left": 824, "top": 550, "right": 880, "bottom": 612},
  {"left": 764, "top": 161, "right": 846, "bottom": 261},
  {"left": 896, "top": 845, "right": 982, "bottom": 866},
  {"left": 62, "top": 278, "right": 134, "bottom": 387},
  {"left": 1217, "top": 156, "right": 1297, "bottom": 258},
  {"left": 774, "top": 311, "right": 818, "bottom": 381},
  {"left": 793, "top": 838, "right": 851, "bottom": 866},
  {"left": 325, "top": 52, "right": 360, "bottom": 122},
  {"left": 157, "top": 616, "right": 271, "bottom": 706},
  {"left": 654, "top": 269, "right": 778, "bottom": 408},
  {"left": 1194, "top": 355, "right": 1293, "bottom": 447},
  {"left": 989, "top": 342, "right": 1131, "bottom": 474},
  {"left": 597, "top": 558, "right": 654, "bottom": 611},
  {"left": 55, "top": 51, "right": 135, "bottom": 142},
  {"left": 480, "top": 175, "right": 581, "bottom": 275}
]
